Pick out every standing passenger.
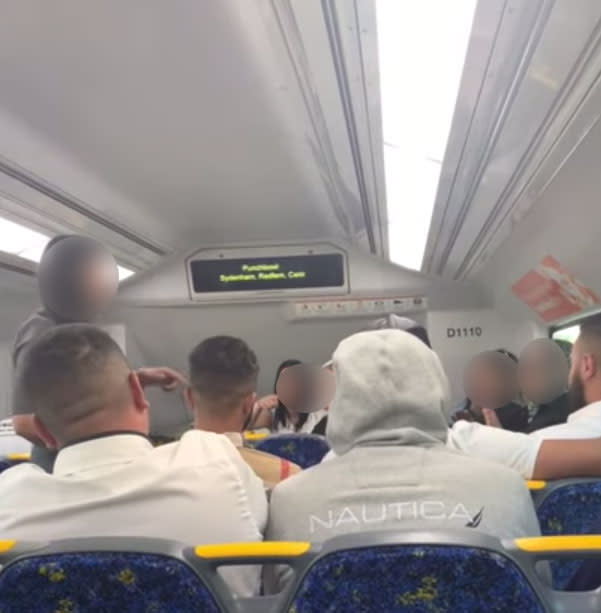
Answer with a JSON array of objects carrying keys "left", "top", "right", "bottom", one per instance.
[
  {"left": 12, "top": 235, "right": 184, "bottom": 472},
  {"left": 12, "top": 235, "right": 119, "bottom": 471}
]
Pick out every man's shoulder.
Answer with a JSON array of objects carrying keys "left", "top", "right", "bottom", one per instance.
[
  {"left": 270, "top": 460, "right": 336, "bottom": 506},
  {"left": 158, "top": 430, "right": 241, "bottom": 465},
  {"left": 0, "top": 462, "right": 47, "bottom": 492}
]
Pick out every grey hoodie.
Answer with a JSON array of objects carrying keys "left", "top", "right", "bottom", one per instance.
[{"left": 266, "top": 330, "right": 540, "bottom": 590}]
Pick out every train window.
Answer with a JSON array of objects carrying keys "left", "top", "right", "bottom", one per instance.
[
  {"left": 552, "top": 325, "right": 580, "bottom": 344},
  {"left": 0, "top": 214, "right": 134, "bottom": 280}
]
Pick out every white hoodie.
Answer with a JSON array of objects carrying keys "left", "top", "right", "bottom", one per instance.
[{"left": 266, "top": 330, "right": 540, "bottom": 590}]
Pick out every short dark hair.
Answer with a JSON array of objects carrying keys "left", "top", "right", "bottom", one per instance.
[
  {"left": 495, "top": 348, "right": 518, "bottom": 363},
  {"left": 579, "top": 313, "right": 601, "bottom": 341},
  {"left": 13, "top": 324, "right": 130, "bottom": 434},
  {"left": 188, "top": 336, "right": 259, "bottom": 410}
]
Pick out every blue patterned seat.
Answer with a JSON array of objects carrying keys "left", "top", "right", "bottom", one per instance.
[
  {"left": 537, "top": 481, "right": 601, "bottom": 589},
  {"left": 286, "top": 545, "right": 545, "bottom": 612},
  {"left": 256, "top": 434, "right": 330, "bottom": 469},
  {"left": 0, "top": 457, "right": 29, "bottom": 473},
  {"left": 0, "top": 551, "right": 221, "bottom": 612}
]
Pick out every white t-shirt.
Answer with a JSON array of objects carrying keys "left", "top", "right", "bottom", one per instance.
[
  {"left": 0, "top": 430, "right": 267, "bottom": 596},
  {"left": 447, "top": 400, "right": 601, "bottom": 478},
  {"left": 273, "top": 409, "right": 328, "bottom": 434},
  {"left": 0, "top": 419, "right": 31, "bottom": 457}
]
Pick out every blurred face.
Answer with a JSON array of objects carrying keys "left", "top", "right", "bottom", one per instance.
[
  {"left": 276, "top": 364, "right": 328, "bottom": 414},
  {"left": 518, "top": 347, "right": 555, "bottom": 404},
  {"left": 276, "top": 367, "right": 305, "bottom": 414},
  {"left": 464, "top": 359, "right": 517, "bottom": 409},
  {"left": 79, "top": 255, "right": 119, "bottom": 316}
]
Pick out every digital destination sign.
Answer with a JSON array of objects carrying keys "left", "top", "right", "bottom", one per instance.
[{"left": 190, "top": 253, "right": 345, "bottom": 293}]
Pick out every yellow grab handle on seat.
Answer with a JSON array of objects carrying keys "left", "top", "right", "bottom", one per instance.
[
  {"left": 195, "top": 541, "right": 310, "bottom": 559},
  {"left": 516, "top": 535, "right": 601, "bottom": 552},
  {"left": 526, "top": 480, "right": 546, "bottom": 491}
]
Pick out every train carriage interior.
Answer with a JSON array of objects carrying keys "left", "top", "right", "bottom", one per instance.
[{"left": 2, "top": 0, "right": 601, "bottom": 611}]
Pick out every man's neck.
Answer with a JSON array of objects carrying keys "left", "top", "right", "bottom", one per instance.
[
  {"left": 194, "top": 410, "right": 241, "bottom": 435},
  {"left": 585, "top": 380, "right": 601, "bottom": 408},
  {"left": 59, "top": 429, "right": 148, "bottom": 450}
]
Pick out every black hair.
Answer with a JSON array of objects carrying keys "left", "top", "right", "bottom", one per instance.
[
  {"left": 366, "top": 314, "right": 432, "bottom": 348},
  {"left": 188, "top": 336, "right": 259, "bottom": 408},
  {"left": 579, "top": 313, "right": 601, "bottom": 340},
  {"left": 273, "top": 359, "right": 309, "bottom": 432},
  {"left": 495, "top": 348, "right": 518, "bottom": 363}
]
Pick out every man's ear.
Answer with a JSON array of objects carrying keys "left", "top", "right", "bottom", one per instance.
[
  {"left": 242, "top": 392, "right": 257, "bottom": 418},
  {"left": 582, "top": 353, "right": 597, "bottom": 382},
  {"left": 128, "top": 372, "right": 150, "bottom": 414},
  {"left": 184, "top": 386, "right": 194, "bottom": 410},
  {"left": 240, "top": 392, "right": 257, "bottom": 431},
  {"left": 32, "top": 415, "right": 58, "bottom": 450}
]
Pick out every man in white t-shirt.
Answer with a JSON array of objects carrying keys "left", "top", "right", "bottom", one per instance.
[
  {"left": 448, "top": 315, "right": 601, "bottom": 479},
  {"left": 186, "top": 335, "right": 300, "bottom": 489},
  {"left": 0, "top": 324, "right": 267, "bottom": 597}
]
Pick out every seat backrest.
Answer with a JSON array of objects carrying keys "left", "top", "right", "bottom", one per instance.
[
  {"left": 0, "top": 454, "right": 30, "bottom": 474},
  {"left": 0, "top": 538, "right": 226, "bottom": 613},
  {"left": 534, "top": 479, "right": 601, "bottom": 588},
  {"left": 284, "top": 541, "right": 546, "bottom": 612},
  {"left": 191, "top": 533, "right": 601, "bottom": 613},
  {"left": 255, "top": 434, "right": 329, "bottom": 468}
]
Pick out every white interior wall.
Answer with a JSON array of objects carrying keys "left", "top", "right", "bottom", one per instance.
[
  {"left": 0, "top": 239, "right": 548, "bottom": 430},
  {"left": 111, "top": 242, "right": 542, "bottom": 434},
  {"left": 428, "top": 309, "right": 545, "bottom": 407},
  {"left": 475, "top": 117, "right": 601, "bottom": 324}
]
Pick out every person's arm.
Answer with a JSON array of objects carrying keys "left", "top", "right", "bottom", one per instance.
[
  {"left": 135, "top": 367, "right": 187, "bottom": 390},
  {"left": 238, "top": 447, "right": 300, "bottom": 489},
  {"left": 447, "top": 421, "right": 539, "bottom": 478},
  {"left": 532, "top": 438, "right": 601, "bottom": 480},
  {"left": 248, "top": 395, "right": 278, "bottom": 430}
]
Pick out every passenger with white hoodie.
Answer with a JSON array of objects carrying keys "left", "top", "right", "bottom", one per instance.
[{"left": 266, "top": 329, "right": 540, "bottom": 590}]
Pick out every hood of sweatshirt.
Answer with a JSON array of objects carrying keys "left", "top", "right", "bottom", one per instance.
[{"left": 326, "top": 329, "right": 451, "bottom": 455}]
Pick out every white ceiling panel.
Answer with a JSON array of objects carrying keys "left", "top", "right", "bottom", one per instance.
[
  {"left": 422, "top": 0, "right": 601, "bottom": 280},
  {"left": 0, "top": 0, "right": 386, "bottom": 270}
]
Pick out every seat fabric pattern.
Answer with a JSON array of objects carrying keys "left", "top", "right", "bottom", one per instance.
[
  {"left": 537, "top": 481, "right": 601, "bottom": 589},
  {"left": 0, "top": 552, "right": 220, "bottom": 613},
  {"left": 288, "top": 545, "right": 545, "bottom": 613},
  {"left": 256, "top": 435, "right": 330, "bottom": 469},
  {"left": 0, "top": 459, "right": 28, "bottom": 474}
]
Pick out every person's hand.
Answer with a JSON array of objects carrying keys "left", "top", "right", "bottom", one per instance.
[
  {"left": 482, "top": 408, "right": 503, "bottom": 429},
  {"left": 136, "top": 367, "right": 187, "bottom": 391},
  {"left": 451, "top": 409, "right": 474, "bottom": 424},
  {"left": 254, "top": 394, "right": 279, "bottom": 412}
]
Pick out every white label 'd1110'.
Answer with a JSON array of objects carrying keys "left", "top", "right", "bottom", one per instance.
[{"left": 447, "top": 327, "right": 482, "bottom": 338}]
